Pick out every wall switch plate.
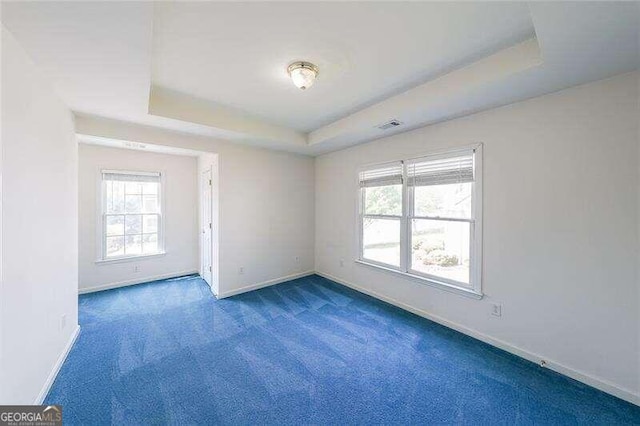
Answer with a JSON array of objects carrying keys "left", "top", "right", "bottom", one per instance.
[
  {"left": 239, "top": 266, "right": 244, "bottom": 275},
  {"left": 491, "top": 303, "right": 502, "bottom": 317},
  {"left": 295, "top": 256, "right": 300, "bottom": 263},
  {"left": 133, "top": 265, "right": 140, "bottom": 273},
  {"left": 339, "top": 259, "right": 345, "bottom": 267}
]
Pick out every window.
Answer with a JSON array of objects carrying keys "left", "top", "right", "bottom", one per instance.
[
  {"left": 359, "top": 163, "right": 404, "bottom": 267},
  {"left": 101, "top": 170, "right": 163, "bottom": 260},
  {"left": 358, "top": 145, "right": 482, "bottom": 297}
]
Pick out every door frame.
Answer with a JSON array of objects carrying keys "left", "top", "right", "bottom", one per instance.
[
  {"left": 200, "top": 168, "right": 213, "bottom": 287},
  {"left": 198, "top": 154, "right": 219, "bottom": 296}
]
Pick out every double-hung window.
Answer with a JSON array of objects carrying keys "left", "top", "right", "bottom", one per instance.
[
  {"left": 359, "top": 162, "right": 404, "bottom": 268},
  {"left": 101, "top": 170, "right": 163, "bottom": 260},
  {"left": 358, "top": 145, "right": 482, "bottom": 297}
]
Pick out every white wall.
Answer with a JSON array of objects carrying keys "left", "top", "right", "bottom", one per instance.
[
  {"left": 315, "top": 72, "right": 640, "bottom": 403},
  {"left": 78, "top": 144, "right": 199, "bottom": 292},
  {"left": 1, "top": 26, "right": 78, "bottom": 404},
  {"left": 75, "top": 116, "right": 316, "bottom": 297}
]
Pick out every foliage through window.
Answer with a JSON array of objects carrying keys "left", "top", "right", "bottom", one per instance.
[
  {"left": 102, "top": 171, "right": 162, "bottom": 259},
  {"left": 358, "top": 146, "right": 482, "bottom": 295},
  {"left": 360, "top": 163, "right": 403, "bottom": 267}
]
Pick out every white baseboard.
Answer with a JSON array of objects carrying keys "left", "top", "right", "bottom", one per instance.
[
  {"left": 79, "top": 270, "right": 199, "bottom": 294},
  {"left": 315, "top": 270, "right": 640, "bottom": 406},
  {"left": 34, "top": 325, "right": 80, "bottom": 404},
  {"left": 217, "top": 270, "right": 315, "bottom": 299}
]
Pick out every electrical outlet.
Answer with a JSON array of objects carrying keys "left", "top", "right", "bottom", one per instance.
[
  {"left": 339, "top": 259, "right": 344, "bottom": 267},
  {"left": 295, "top": 256, "right": 300, "bottom": 263},
  {"left": 239, "top": 266, "right": 244, "bottom": 275},
  {"left": 60, "top": 314, "right": 67, "bottom": 331},
  {"left": 133, "top": 265, "right": 140, "bottom": 273},
  {"left": 491, "top": 303, "right": 502, "bottom": 317}
]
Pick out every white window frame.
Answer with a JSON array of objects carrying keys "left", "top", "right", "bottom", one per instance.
[
  {"left": 97, "top": 169, "right": 166, "bottom": 263},
  {"left": 357, "top": 144, "right": 483, "bottom": 299},
  {"left": 357, "top": 160, "right": 405, "bottom": 272}
]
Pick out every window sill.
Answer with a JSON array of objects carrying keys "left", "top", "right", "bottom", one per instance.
[
  {"left": 96, "top": 252, "right": 166, "bottom": 265},
  {"left": 354, "top": 259, "right": 483, "bottom": 300}
]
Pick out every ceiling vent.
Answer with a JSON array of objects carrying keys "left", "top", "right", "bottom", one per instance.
[
  {"left": 123, "top": 141, "right": 146, "bottom": 150},
  {"left": 377, "top": 119, "right": 403, "bottom": 130}
]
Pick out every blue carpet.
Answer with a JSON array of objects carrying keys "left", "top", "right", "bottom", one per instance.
[{"left": 46, "top": 274, "right": 639, "bottom": 425}]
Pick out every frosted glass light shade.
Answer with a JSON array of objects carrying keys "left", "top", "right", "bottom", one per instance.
[{"left": 287, "top": 62, "right": 318, "bottom": 90}]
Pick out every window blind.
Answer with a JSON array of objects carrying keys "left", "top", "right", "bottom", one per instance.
[
  {"left": 102, "top": 170, "right": 161, "bottom": 183},
  {"left": 359, "top": 163, "right": 403, "bottom": 187},
  {"left": 407, "top": 152, "right": 474, "bottom": 186}
]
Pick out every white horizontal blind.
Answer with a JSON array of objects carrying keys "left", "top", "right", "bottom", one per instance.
[
  {"left": 359, "top": 162, "right": 403, "bottom": 187},
  {"left": 407, "top": 151, "right": 474, "bottom": 187},
  {"left": 102, "top": 170, "right": 161, "bottom": 183}
]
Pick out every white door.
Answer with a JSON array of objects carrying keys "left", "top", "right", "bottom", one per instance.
[{"left": 201, "top": 169, "right": 213, "bottom": 287}]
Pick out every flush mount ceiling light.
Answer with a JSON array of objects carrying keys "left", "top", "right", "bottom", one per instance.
[{"left": 287, "top": 61, "right": 319, "bottom": 90}]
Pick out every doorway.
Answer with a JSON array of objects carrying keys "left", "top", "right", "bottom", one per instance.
[{"left": 201, "top": 168, "right": 213, "bottom": 288}]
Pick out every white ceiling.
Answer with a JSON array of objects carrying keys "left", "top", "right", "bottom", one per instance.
[
  {"left": 152, "top": 2, "right": 534, "bottom": 132},
  {"left": 1, "top": 2, "right": 153, "bottom": 124},
  {"left": 2, "top": 2, "right": 639, "bottom": 156}
]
